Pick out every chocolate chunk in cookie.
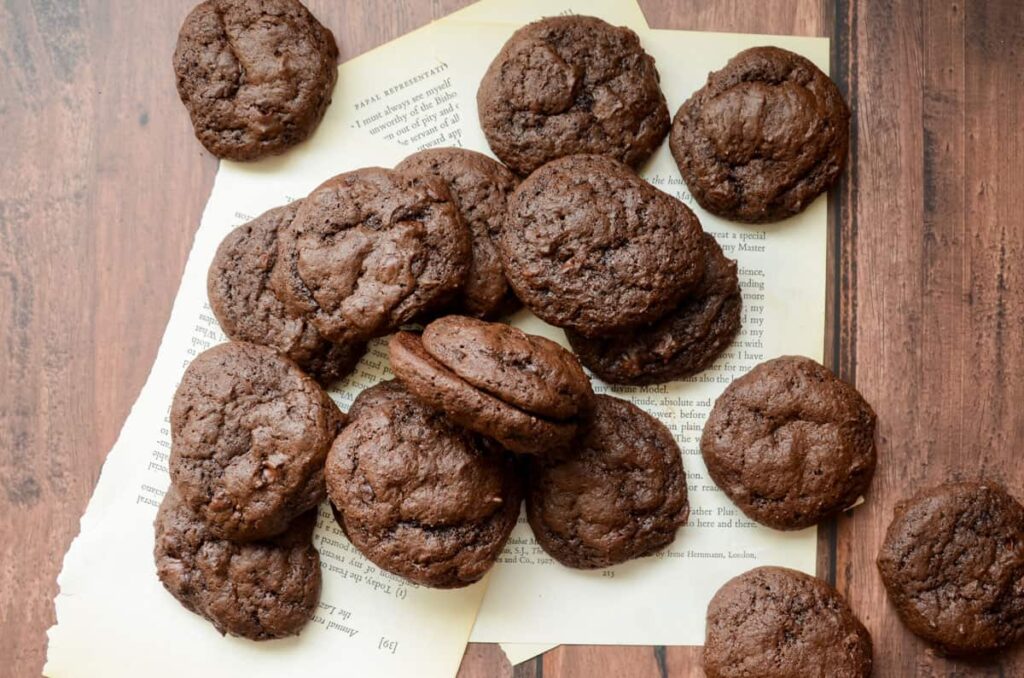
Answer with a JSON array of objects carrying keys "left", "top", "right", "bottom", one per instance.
[
  {"left": 526, "top": 395, "right": 688, "bottom": 568},
  {"left": 325, "top": 380, "right": 521, "bottom": 588},
  {"left": 700, "top": 356, "right": 876, "bottom": 530},
  {"left": 169, "top": 341, "right": 344, "bottom": 541},
  {"left": 704, "top": 566, "right": 873, "bottom": 678},
  {"left": 478, "top": 16, "right": 670, "bottom": 176},
  {"left": 501, "top": 155, "right": 705, "bottom": 337},
  {"left": 271, "top": 168, "right": 471, "bottom": 344},
  {"left": 173, "top": 0, "right": 338, "bottom": 161},
  {"left": 877, "top": 481, "right": 1024, "bottom": 655},
  {"left": 154, "top": 487, "right": 321, "bottom": 640},
  {"left": 567, "top": 233, "right": 741, "bottom": 384},
  {"left": 670, "top": 46, "right": 850, "bottom": 223}
]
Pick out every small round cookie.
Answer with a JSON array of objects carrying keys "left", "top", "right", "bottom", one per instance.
[
  {"left": 325, "top": 380, "right": 521, "bottom": 588},
  {"left": 670, "top": 46, "right": 850, "bottom": 223},
  {"left": 173, "top": 0, "right": 338, "bottom": 161},
  {"left": 567, "top": 233, "right": 741, "bottom": 384},
  {"left": 526, "top": 395, "right": 688, "bottom": 568},
  {"left": 169, "top": 341, "right": 344, "bottom": 541},
  {"left": 271, "top": 167, "right": 471, "bottom": 344},
  {"left": 701, "top": 356, "right": 876, "bottom": 530},
  {"left": 501, "top": 155, "right": 705, "bottom": 337},
  {"left": 877, "top": 481, "right": 1024, "bottom": 655},
  {"left": 207, "top": 200, "right": 366, "bottom": 385},
  {"left": 704, "top": 566, "right": 873, "bottom": 678},
  {"left": 154, "top": 488, "right": 321, "bottom": 640},
  {"left": 395, "top": 148, "right": 520, "bottom": 319},
  {"left": 477, "top": 16, "right": 670, "bottom": 176}
]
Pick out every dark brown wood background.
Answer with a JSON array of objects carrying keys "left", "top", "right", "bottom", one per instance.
[{"left": 2, "top": 0, "right": 1022, "bottom": 676}]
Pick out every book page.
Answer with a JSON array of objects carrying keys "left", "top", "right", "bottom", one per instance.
[{"left": 500, "top": 643, "right": 559, "bottom": 665}]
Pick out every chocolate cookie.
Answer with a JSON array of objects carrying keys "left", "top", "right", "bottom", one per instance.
[
  {"left": 154, "top": 488, "right": 321, "bottom": 640},
  {"left": 395, "top": 148, "right": 520, "bottom": 319},
  {"left": 567, "top": 233, "right": 741, "bottom": 384},
  {"left": 526, "top": 395, "right": 688, "bottom": 568},
  {"left": 670, "top": 46, "right": 850, "bottom": 223},
  {"left": 271, "top": 167, "right": 471, "bottom": 344},
  {"left": 500, "top": 155, "right": 705, "bottom": 337},
  {"left": 477, "top": 16, "right": 669, "bottom": 176},
  {"left": 701, "top": 356, "right": 876, "bottom": 530},
  {"left": 325, "top": 380, "right": 521, "bottom": 588},
  {"left": 704, "top": 566, "right": 873, "bottom": 678},
  {"left": 169, "top": 341, "right": 344, "bottom": 541},
  {"left": 173, "top": 0, "right": 338, "bottom": 161},
  {"left": 207, "top": 201, "right": 366, "bottom": 385},
  {"left": 388, "top": 316, "right": 589, "bottom": 454},
  {"left": 877, "top": 481, "right": 1024, "bottom": 655}
]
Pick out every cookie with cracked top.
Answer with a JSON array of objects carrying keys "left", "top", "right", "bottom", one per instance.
[
  {"left": 877, "top": 481, "right": 1024, "bottom": 655},
  {"left": 173, "top": 0, "right": 338, "bottom": 161},
  {"left": 670, "top": 46, "right": 850, "bottom": 223},
  {"left": 526, "top": 394, "right": 688, "bottom": 568},
  {"left": 477, "top": 15, "right": 670, "bottom": 176},
  {"left": 700, "top": 355, "right": 876, "bottom": 530}
]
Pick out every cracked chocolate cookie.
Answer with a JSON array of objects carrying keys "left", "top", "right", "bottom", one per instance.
[
  {"left": 325, "top": 380, "right": 521, "bottom": 588},
  {"left": 877, "top": 481, "right": 1024, "bottom": 655},
  {"left": 173, "top": 0, "right": 338, "bottom": 161},
  {"left": 704, "top": 566, "right": 873, "bottom": 678},
  {"left": 526, "top": 394, "right": 688, "bottom": 568},
  {"left": 670, "top": 46, "right": 850, "bottom": 223},
  {"left": 395, "top": 148, "right": 520, "bottom": 319},
  {"left": 271, "top": 167, "right": 471, "bottom": 344},
  {"left": 169, "top": 341, "right": 344, "bottom": 541},
  {"left": 477, "top": 16, "right": 670, "bottom": 176},
  {"left": 700, "top": 356, "right": 876, "bottom": 530},
  {"left": 154, "top": 488, "right": 321, "bottom": 640},
  {"left": 207, "top": 200, "right": 366, "bottom": 385},
  {"left": 500, "top": 155, "right": 705, "bottom": 337},
  {"left": 567, "top": 233, "right": 741, "bottom": 384}
]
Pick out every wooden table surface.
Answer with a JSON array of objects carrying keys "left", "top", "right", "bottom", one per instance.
[{"left": 3, "top": 0, "right": 1023, "bottom": 676}]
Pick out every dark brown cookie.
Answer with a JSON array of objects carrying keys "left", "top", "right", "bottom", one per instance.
[
  {"left": 271, "top": 167, "right": 471, "bottom": 344},
  {"left": 567, "top": 233, "right": 741, "bottom": 384},
  {"left": 207, "top": 200, "right": 366, "bottom": 385},
  {"left": 526, "top": 395, "right": 688, "bottom": 568},
  {"left": 477, "top": 16, "right": 669, "bottom": 176},
  {"left": 670, "top": 46, "right": 850, "bottom": 223},
  {"left": 395, "top": 148, "right": 520, "bottom": 319},
  {"left": 154, "top": 488, "right": 321, "bottom": 640},
  {"left": 877, "top": 481, "right": 1024, "bottom": 655},
  {"left": 173, "top": 0, "right": 338, "bottom": 161},
  {"left": 704, "top": 566, "right": 873, "bottom": 678},
  {"left": 169, "top": 341, "right": 344, "bottom": 541},
  {"left": 500, "top": 155, "right": 705, "bottom": 337},
  {"left": 325, "top": 380, "right": 521, "bottom": 588},
  {"left": 700, "top": 356, "right": 876, "bottom": 530}
]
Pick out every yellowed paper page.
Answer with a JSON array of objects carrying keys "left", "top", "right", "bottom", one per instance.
[{"left": 500, "top": 643, "right": 559, "bottom": 665}]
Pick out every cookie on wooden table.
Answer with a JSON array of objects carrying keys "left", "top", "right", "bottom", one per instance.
[
  {"left": 700, "top": 355, "right": 876, "bottom": 530},
  {"left": 670, "top": 46, "right": 850, "bottom": 223},
  {"left": 173, "top": 0, "right": 339, "bottom": 161}
]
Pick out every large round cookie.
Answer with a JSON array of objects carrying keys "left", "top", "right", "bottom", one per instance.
[
  {"left": 526, "top": 395, "right": 688, "bottom": 568},
  {"left": 500, "top": 155, "right": 705, "bottom": 337},
  {"left": 877, "top": 481, "right": 1024, "bottom": 655},
  {"left": 670, "top": 46, "right": 850, "bottom": 223},
  {"left": 704, "top": 566, "right": 873, "bottom": 678},
  {"left": 701, "top": 356, "right": 876, "bottom": 530},
  {"left": 567, "top": 233, "right": 741, "bottom": 384},
  {"left": 325, "top": 380, "right": 521, "bottom": 588},
  {"left": 271, "top": 167, "right": 471, "bottom": 344},
  {"left": 154, "top": 488, "right": 321, "bottom": 640},
  {"left": 395, "top": 148, "right": 519, "bottom": 319},
  {"left": 207, "top": 201, "right": 366, "bottom": 385},
  {"left": 477, "top": 16, "right": 670, "bottom": 176},
  {"left": 169, "top": 341, "right": 344, "bottom": 541},
  {"left": 173, "top": 0, "right": 338, "bottom": 161}
]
